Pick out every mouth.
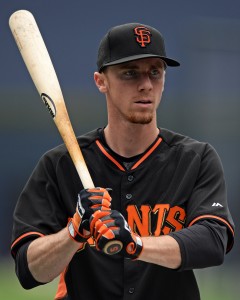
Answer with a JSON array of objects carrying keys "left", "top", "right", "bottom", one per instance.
[
  {"left": 135, "top": 99, "right": 152, "bottom": 104},
  {"left": 134, "top": 99, "right": 153, "bottom": 107}
]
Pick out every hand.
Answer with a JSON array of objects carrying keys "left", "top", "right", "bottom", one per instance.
[
  {"left": 68, "top": 187, "right": 112, "bottom": 243},
  {"left": 90, "top": 210, "right": 143, "bottom": 259}
]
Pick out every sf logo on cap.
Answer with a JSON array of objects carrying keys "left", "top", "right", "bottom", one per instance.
[{"left": 134, "top": 26, "right": 151, "bottom": 47}]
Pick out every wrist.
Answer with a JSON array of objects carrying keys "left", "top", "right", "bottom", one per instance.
[
  {"left": 67, "top": 219, "right": 89, "bottom": 243},
  {"left": 129, "top": 234, "right": 143, "bottom": 260}
]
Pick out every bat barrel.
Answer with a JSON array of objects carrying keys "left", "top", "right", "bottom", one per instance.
[{"left": 9, "top": 9, "right": 122, "bottom": 255}]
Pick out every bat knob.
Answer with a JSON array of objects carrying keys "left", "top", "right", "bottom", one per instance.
[{"left": 103, "top": 240, "right": 123, "bottom": 255}]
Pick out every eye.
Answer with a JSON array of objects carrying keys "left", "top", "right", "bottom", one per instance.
[
  {"left": 150, "top": 69, "right": 161, "bottom": 77},
  {"left": 123, "top": 70, "right": 138, "bottom": 78},
  {"left": 149, "top": 68, "right": 165, "bottom": 80}
]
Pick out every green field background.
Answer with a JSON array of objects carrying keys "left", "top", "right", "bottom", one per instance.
[
  {"left": 0, "top": 259, "right": 58, "bottom": 300},
  {"left": 0, "top": 258, "right": 238, "bottom": 300}
]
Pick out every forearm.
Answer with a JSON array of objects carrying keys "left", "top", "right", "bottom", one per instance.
[
  {"left": 138, "top": 235, "right": 181, "bottom": 269},
  {"left": 26, "top": 188, "right": 112, "bottom": 283},
  {"left": 27, "top": 227, "right": 80, "bottom": 283}
]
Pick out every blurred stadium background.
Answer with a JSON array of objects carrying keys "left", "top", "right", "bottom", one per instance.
[{"left": 0, "top": 1, "right": 239, "bottom": 299}]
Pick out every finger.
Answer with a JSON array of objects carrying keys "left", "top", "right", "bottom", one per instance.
[
  {"left": 92, "top": 216, "right": 116, "bottom": 238},
  {"left": 90, "top": 198, "right": 111, "bottom": 208},
  {"left": 95, "top": 227, "right": 119, "bottom": 250},
  {"left": 87, "top": 187, "right": 111, "bottom": 198},
  {"left": 89, "top": 210, "right": 110, "bottom": 233}
]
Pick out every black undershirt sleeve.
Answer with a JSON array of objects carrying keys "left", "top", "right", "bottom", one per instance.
[
  {"left": 15, "top": 219, "right": 227, "bottom": 287},
  {"left": 15, "top": 240, "right": 46, "bottom": 289},
  {"left": 169, "top": 219, "right": 228, "bottom": 271}
]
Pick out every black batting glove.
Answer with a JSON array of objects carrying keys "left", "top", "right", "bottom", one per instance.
[
  {"left": 68, "top": 187, "right": 112, "bottom": 243},
  {"left": 90, "top": 210, "right": 143, "bottom": 259}
]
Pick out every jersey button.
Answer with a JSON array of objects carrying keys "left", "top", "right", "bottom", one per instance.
[
  {"left": 126, "top": 194, "right": 132, "bottom": 200},
  {"left": 127, "top": 175, "right": 134, "bottom": 182},
  {"left": 129, "top": 287, "right": 135, "bottom": 294}
]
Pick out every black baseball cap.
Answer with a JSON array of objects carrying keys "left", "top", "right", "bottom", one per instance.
[{"left": 97, "top": 23, "right": 180, "bottom": 72}]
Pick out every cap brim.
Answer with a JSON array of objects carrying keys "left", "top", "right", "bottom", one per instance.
[{"left": 100, "top": 54, "right": 180, "bottom": 71}]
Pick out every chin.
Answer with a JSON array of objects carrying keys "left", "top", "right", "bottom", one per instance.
[{"left": 128, "top": 113, "right": 153, "bottom": 124}]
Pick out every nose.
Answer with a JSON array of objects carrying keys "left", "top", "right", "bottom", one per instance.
[{"left": 138, "top": 73, "right": 153, "bottom": 91}]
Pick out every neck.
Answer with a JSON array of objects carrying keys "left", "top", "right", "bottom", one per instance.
[{"left": 104, "top": 122, "right": 159, "bottom": 158}]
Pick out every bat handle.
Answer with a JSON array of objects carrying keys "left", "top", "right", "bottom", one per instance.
[{"left": 103, "top": 240, "right": 123, "bottom": 255}]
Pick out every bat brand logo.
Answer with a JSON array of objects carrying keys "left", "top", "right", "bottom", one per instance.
[
  {"left": 134, "top": 26, "right": 152, "bottom": 47},
  {"left": 105, "top": 242, "right": 122, "bottom": 255},
  {"left": 41, "top": 93, "right": 56, "bottom": 118}
]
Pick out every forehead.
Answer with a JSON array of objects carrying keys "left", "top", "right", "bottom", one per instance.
[{"left": 111, "top": 57, "right": 166, "bottom": 70}]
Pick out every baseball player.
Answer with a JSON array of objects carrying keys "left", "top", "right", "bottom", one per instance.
[{"left": 11, "top": 23, "right": 234, "bottom": 300}]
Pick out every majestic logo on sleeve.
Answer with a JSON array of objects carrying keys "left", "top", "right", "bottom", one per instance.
[{"left": 134, "top": 26, "right": 152, "bottom": 47}]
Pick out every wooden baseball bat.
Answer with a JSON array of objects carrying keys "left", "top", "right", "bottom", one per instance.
[
  {"left": 9, "top": 10, "right": 123, "bottom": 255},
  {"left": 9, "top": 9, "right": 94, "bottom": 189}
]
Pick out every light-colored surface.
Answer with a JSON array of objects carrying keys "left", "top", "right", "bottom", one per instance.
[{"left": 9, "top": 10, "right": 94, "bottom": 189}]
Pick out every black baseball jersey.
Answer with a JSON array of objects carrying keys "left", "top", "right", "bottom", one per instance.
[{"left": 11, "top": 128, "right": 234, "bottom": 300}]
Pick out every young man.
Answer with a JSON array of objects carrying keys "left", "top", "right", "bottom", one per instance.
[{"left": 11, "top": 23, "right": 234, "bottom": 300}]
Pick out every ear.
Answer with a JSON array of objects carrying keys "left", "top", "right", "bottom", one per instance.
[{"left": 94, "top": 72, "right": 108, "bottom": 93}]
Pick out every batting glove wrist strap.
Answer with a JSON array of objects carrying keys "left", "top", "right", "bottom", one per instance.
[
  {"left": 126, "top": 233, "right": 143, "bottom": 260},
  {"left": 67, "top": 218, "right": 88, "bottom": 243}
]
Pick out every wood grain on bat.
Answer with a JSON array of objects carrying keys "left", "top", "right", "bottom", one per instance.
[{"left": 9, "top": 10, "right": 94, "bottom": 189}]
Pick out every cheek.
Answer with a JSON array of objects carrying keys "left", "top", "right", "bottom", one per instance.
[
  {"left": 109, "top": 82, "right": 131, "bottom": 99},
  {"left": 154, "top": 81, "right": 164, "bottom": 94},
  {"left": 156, "top": 80, "right": 165, "bottom": 96}
]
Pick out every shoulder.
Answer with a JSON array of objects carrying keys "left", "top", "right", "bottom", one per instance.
[
  {"left": 159, "top": 128, "right": 224, "bottom": 171},
  {"left": 38, "top": 128, "right": 101, "bottom": 165},
  {"left": 77, "top": 128, "right": 102, "bottom": 148},
  {"left": 159, "top": 128, "right": 217, "bottom": 158}
]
